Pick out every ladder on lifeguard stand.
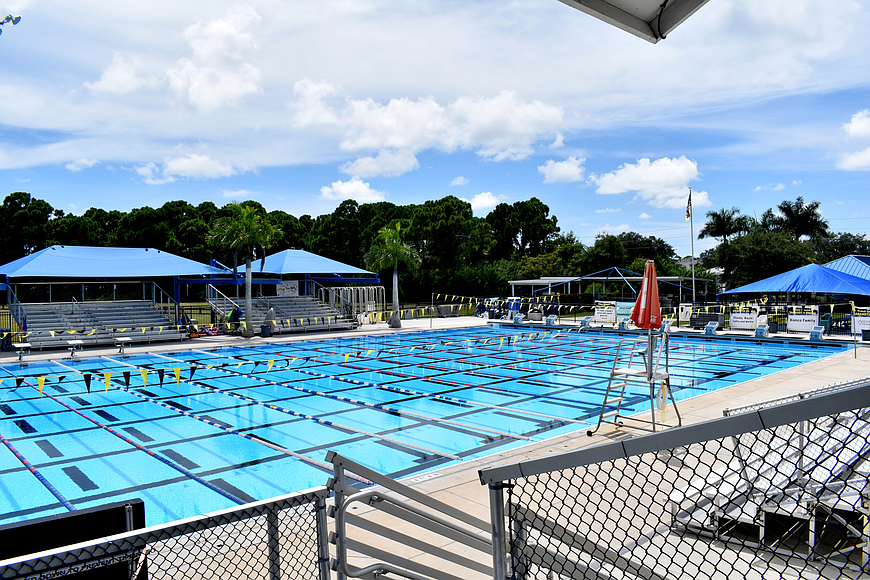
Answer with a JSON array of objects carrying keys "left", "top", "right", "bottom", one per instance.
[{"left": 587, "top": 333, "right": 681, "bottom": 435}]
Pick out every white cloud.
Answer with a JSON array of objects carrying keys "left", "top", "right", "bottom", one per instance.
[
  {"left": 84, "top": 53, "right": 157, "bottom": 95},
  {"left": 773, "top": 183, "right": 785, "bottom": 191},
  {"left": 450, "top": 176, "right": 468, "bottom": 186},
  {"left": 595, "top": 207, "right": 621, "bottom": 213},
  {"left": 754, "top": 185, "right": 762, "bottom": 191},
  {"left": 538, "top": 156, "right": 585, "bottom": 183},
  {"left": 320, "top": 176, "right": 386, "bottom": 203},
  {"left": 596, "top": 223, "right": 630, "bottom": 234},
  {"left": 460, "top": 191, "right": 499, "bottom": 211},
  {"left": 340, "top": 149, "right": 419, "bottom": 178},
  {"left": 222, "top": 189, "right": 255, "bottom": 198},
  {"left": 638, "top": 212, "right": 651, "bottom": 219},
  {"left": 65, "top": 158, "right": 98, "bottom": 172},
  {"left": 549, "top": 134, "right": 564, "bottom": 149},
  {"left": 167, "top": 4, "right": 262, "bottom": 112},
  {"left": 292, "top": 82, "right": 563, "bottom": 176},
  {"left": 843, "top": 109, "right": 870, "bottom": 138},
  {"left": 590, "top": 156, "right": 710, "bottom": 209},
  {"left": 135, "top": 154, "right": 236, "bottom": 184},
  {"left": 793, "top": 180, "right": 802, "bottom": 186},
  {"left": 838, "top": 147, "right": 870, "bottom": 171},
  {"left": 16, "top": 178, "right": 30, "bottom": 183}
]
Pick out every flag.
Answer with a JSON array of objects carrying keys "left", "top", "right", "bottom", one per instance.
[{"left": 685, "top": 189, "right": 692, "bottom": 222}]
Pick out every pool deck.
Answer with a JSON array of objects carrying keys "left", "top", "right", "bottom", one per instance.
[{"left": 3, "top": 316, "right": 870, "bottom": 578}]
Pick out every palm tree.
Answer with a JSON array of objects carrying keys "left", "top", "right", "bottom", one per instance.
[
  {"left": 365, "top": 222, "right": 421, "bottom": 328},
  {"left": 209, "top": 203, "right": 281, "bottom": 337},
  {"left": 698, "top": 207, "right": 749, "bottom": 245},
  {"left": 775, "top": 196, "right": 830, "bottom": 241}
]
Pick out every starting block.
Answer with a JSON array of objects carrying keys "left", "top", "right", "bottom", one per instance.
[
  {"left": 808, "top": 326, "right": 825, "bottom": 341},
  {"left": 12, "top": 342, "right": 31, "bottom": 361},
  {"left": 754, "top": 324, "right": 769, "bottom": 338},
  {"left": 545, "top": 315, "right": 557, "bottom": 326},
  {"left": 66, "top": 339, "right": 84, "bottom": 358},
  {"left": 704, "top": 321, "right": 719, "bottom": 335},
  {"left": 114, "top": 336, "right": 132, "bottom": 353},
  {"left": 579, "top": 316, "right": 591, "bottom": 328}
]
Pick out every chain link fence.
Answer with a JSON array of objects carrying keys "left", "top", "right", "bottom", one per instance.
[
  {"left": 481, "top": 382, "right": 870, "bottom": 579},
  {"left": 0, "top": 488, "right": 329, "bottom": 580}
]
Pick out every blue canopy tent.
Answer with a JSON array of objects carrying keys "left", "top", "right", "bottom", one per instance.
[
  {"left": 0, "top": 245, "right": 228, "bottom": 305},
  {"left": 261, "top": 249, "right": 377, "bottom": 279},
  {"left": 719, "top": 263, "right": 870, "bottom": 299},
  {"left": 825, "top": 255, "right": 870, "bottom": 281}
]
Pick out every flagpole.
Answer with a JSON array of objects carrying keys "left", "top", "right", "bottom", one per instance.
[{"left": 689, "top": 187, "right": 696, "bottom": 304}]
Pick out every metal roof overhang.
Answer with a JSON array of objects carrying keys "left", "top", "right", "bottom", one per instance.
[{"left": 557, "top": 0, "right": 712, "bottom": 43}]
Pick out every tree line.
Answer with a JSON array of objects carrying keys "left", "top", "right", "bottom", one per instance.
[{"left": 2, "top": 191, "right": 864, "bottom": 302}]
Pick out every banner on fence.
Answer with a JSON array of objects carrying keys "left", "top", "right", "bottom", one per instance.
[
  {"left": 593, "top": 301, "right": 616, "bottom": 324},
  {"left": 730, "top": 306, "right": 758, "bottom": 330},
  {"left": 787, "top": 305, "right": 818, "bottom": 332},
  {"left": 277, "top": 280, "right": 299, "bottom": 297},
  {"left": 854, "top": 308, "right": 870, "bottom": 334}
]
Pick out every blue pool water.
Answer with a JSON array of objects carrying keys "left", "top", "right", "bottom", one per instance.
[{"left": 0, "top": 326, "right": 845, "bottom": 527}]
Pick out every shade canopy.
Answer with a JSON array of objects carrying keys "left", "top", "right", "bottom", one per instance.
[
  {"left": 630, "top": 260, "right": 662, "bottom": 330},
  {"left": 720, "top": 263, "right": 870, "bottom": 297},
  {"left": 0, "top": 245, "right": 226, "bottom": 279},
  {"left": 261, "top": 249, "right": 375, "bottom": 276},
  {"left": 824, "top": 255, "right": 870, "bottom": 281},
  {"left": 558, "top": 0, "right": 711, "bottom": 43}
]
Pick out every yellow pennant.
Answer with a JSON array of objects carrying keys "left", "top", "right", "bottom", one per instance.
[
  {"left": 104, "top": 372, "right": 111, "bottom": 391},
  {"left": 291, "top": 357, "right": 297, "bottom": 363},
  {"left": 38, "top": 376, "right": 45, "bottom": 395},
  {"left": 267, "top": 360, "right": 274, "bottom": 372},
  {"left": 159, "top": 326, "right": 164, "bottom": 333},
  {"left": 366, "top": 350, "right": 373, "bottom": 357},
  {"left": 286, "top": 319, "right": 291, "bottom": 326},
  {"left": 242, "top": 322, "right": 247, "bottom": 329},
  {"left": 88, "top": 329, "right": 96, "bottom": 335},
  {"left": 235, "top": 362, "right": 243, "bottom": 368},
  {"left": 119, "top": 328, "right": 127, "bottom": 332},
  {"left": 174, "top": 368, "right": 181, "bottom": 384},
  {"left": 142, "top": 327, "right": 147, "bottom": 333},
  {"left": 50, "top": 331, "right": 55, "bottom": 337},
  {"left": 140, "top": 369, "right": 148, "bottom": 388},
  {"left": 68, "top": 330, "right": 76, "bottom": 334},
  {"left": 344, "top": 353, "right": 350, "bottom": 362}
]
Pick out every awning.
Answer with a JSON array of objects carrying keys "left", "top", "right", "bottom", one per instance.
[{"left": 720, "top": 263, "right": 870, "bottom": 297}]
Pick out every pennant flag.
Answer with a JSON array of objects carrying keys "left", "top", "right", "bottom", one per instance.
[
  {"left": 84, "top": 373, "right": 92, "bottom": 393},
  {"left": 57, "top": 375, "right": 65, "bottom": 384},
  {"left": 235, "top": 362, "right": 243, "bottom": 369},
  {"left": 140, "top": 369, "right": 148, "bottom": 388},
  {"left": 69, "top": 329, "right": 76, "bottom": 334},
  {"left": 189, "top": 366, "right": 196, "bottom": 381},
  {"left": 254, "top": 361, "right": 261, "bottom": 369},
  {"left": 123, "top": 371, "right": 131, "bottom": 387},
  {"left": 142, "top": 327, "right": 147, "bottom": 333},
  {"left": 173, "top": 368, "right": 181, "bottom": 384},
  {"left": 267, "top": 360, "right": 274, "bottom": 372},
  {"left": 16, "top": 378, "right": 23, "bottom": 389},
  {"left": 88, "top": 329, "right": 97, "bottom": 335},
  {"left": 157, "top": 369, "right": 165, "bottom": 386},
  {"left": 104, "top": 372, "right": 111, "bottom": 391},
  {"left": 344, "top": 353, "right": 350, "bottom": 363},
  {"left": 159, "top": 326, "right": 164, "bottom": 333},
  {"left": 50, "top": 331, "right": 55, "bottom": 337},
  {"left": 37, "top": 376, "right": 45, "bottom": 395}
]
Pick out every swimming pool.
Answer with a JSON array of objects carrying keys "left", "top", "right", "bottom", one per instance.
[{"left": 0, "top": 326, "right": 845, "bottom": 527}]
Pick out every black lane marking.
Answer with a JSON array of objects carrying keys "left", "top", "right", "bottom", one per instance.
[
  {"left": 35, "top": 440, "right": 63, "bottom": 458},
  {"left": 140, "top": 390, "right": 159, "bottom": 398},
  {"left": 94, "top": 410, "right": 119, "bottom": 422},
  {"left": 13, "top": 420, "right": 36, "bottom": 434},
  {"left": 0, "top": 404, "right": 16, "bottom": 415},
  {"left": 123, "top": 427, "right": 154, "bottom": 442},
  {"left": 165, "top": 400, "right": 193, "bottom": 412},
  {"left": 198, "top": 415, "right": 233, "bottom": 428},
  {"left": 209, "top": 479, "right": 255, "bottom": 503},
  {"left": 63, "top": 466, "right": 99, "bottom": 491},
  {"left": 161, "top": 449, "right": 200, "bottom": 470},
  {"left": 70, "top": 396, "right": 90, "bottom": 406},
  {"left": 52, "top": 385, "right": 69, "bottom": 393}
]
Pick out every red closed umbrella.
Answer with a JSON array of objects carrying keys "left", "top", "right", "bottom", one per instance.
[{"left": 630, "top": 260, "right": 662, "bottom": 330}]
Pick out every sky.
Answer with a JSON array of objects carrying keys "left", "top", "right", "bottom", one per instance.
[{"left": 1, "top": 0, "right": 869, "bottom": 258}]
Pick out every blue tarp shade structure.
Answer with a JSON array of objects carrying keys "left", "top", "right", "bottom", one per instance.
[
  {"left": 720, "top": 263, "right": 870, "bottom": 297},
  {"left": 261, "top": 249, "right": 375, "bottom": 276},
  {"left": 0, "top": 245, "right": 226, "bottom": 278},
  {"left": 825, "top": 255, "right": 870, "bottom": 281}
]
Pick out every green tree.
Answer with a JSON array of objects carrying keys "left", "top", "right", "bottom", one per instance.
[
  {"left": 721, "top": 229, "right": 811, "bottom": 288},
  {"left": 774, "top": 196, "right": 830, "bottom": 241},
  {"left": 209, "top": 203, "right": 281, "bottom": 336},
  {"left": 698, "top": 207, "right": 750, "bottom": 246},
  {"left": 0, "top": 192, "right": 57, "bottom": 262},
  {"left": 365, "top": 222, "right": 421, "bottom": 328}
]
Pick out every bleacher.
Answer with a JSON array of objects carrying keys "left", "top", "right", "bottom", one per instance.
[
  {"left": 208, "top": 290, "right": 357, "bottom": 334},
  {"left": 15, "top": 301, "right": 186, "bottom": 351}
]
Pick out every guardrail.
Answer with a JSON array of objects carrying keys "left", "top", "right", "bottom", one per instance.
[{"left": 480, "top": 380, "right": 870, "bottom": 579}]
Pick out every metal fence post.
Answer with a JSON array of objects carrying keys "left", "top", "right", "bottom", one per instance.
[
  {"left": 489, "top": 482, "right": 508, "bottom": 580},
  {"left": 266, "top": 506, "right": 282, "bottom": 580},
  {"left": 315, "top": 495, "right": 331, "bottom": 580}
]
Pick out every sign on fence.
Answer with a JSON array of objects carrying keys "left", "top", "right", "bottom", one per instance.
[
  {"left": 787, "top": 305, "right": 818, "bottom": 332},
  {"left": 593, "top": 301, "right": 616, "bottom": 324},
  {"left": 678, "top": 303, "right": 693, "bottom": 322},
  {"left": 729, "top": 307, "right": 758, "bottom": 330},
  {"left": 278, "top": 281, "right": 299, "bottom": 297},
  {"left": 854, "top": 308, "right": 870, "bottom": 334}
]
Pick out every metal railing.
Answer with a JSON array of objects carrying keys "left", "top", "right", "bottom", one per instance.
[
  {"left": 480, "top": 380, "right": 870, "bottom": 579},
  {"left": 151, "top": 282, "right": 183, "bottom": 324},
  {"left": 5, "top": 286, "right": 24, "bottom": 328},
  {"left": 206, "top": 284, "right": 240, "bottom": 318},
  {"left": 0, "top": 488, "right": 330, "bottom": 580}
]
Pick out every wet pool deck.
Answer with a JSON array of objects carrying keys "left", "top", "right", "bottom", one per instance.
[{"left": 3, "top": 316, "right": 869, "bottom": 578}]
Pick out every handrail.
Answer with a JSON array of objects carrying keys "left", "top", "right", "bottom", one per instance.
[
  {"left": 151, "top": 282, "right": 184, "bottom": 325},
  {"left": 6, "top": 284, "right": 24, "bottom": 330},
  {"left": 311, "top": 280, "right": 358, "bottom": 320},
  {"left": 70, "top": 296, "right": 100, "bottom": 330},
  {"left": 206, "top": 284, "right": 240, "bottom": 317}
]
